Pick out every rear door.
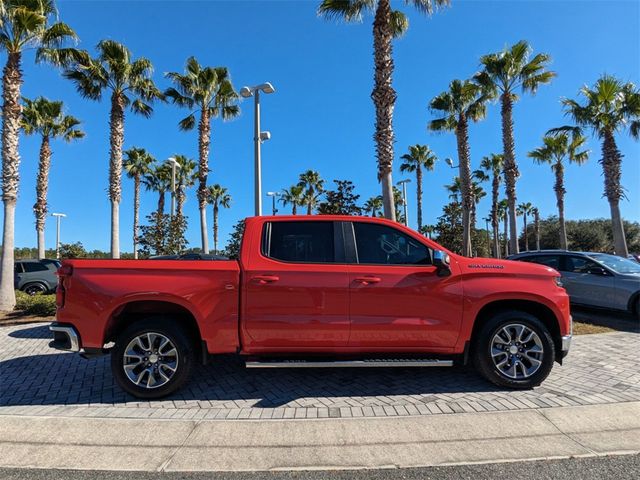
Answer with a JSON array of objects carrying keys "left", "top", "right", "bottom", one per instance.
[
  {"left": 560, "top": 255, "right": 616, "bottom": 308},
  {"left": 14, "top": 262, "right": 23, "bottom": 289},
  {"left": 241, "top": 220, "right": 350, "bottom": 351}
]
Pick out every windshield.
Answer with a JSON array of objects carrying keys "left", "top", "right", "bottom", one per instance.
[{"left": 588, "top": 253, "right": 640, "bottom": 274}]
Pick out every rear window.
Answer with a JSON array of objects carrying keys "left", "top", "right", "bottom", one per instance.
[
  {"left": 22, "top": 262, "right": 49, "bottom": 273},
  {"left": 263, "top": 221, "right": 335, "bottom": 263}
]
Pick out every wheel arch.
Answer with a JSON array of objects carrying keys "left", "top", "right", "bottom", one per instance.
[
  {"left": 21, "top": 281, "right": 49, "bottom": 293},
  {"left": 627, "top": 291, "right": 640, "bottom": 315}
]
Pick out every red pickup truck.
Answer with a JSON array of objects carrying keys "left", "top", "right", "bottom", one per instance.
[{"left": 50, "top": 215, "right": 572, "bottom": 399}]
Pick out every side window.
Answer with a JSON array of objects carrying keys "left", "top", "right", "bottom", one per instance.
[
  {"left": 14, "top": 262, "right": 23, "bottom": 274},
  {"left": 22, "top": 262, "right": 48, "bottom": 273},
  {"left": 264, "top": 221, "right": 335, "bottom": 263},
  {"left": 521, "top": 255, "right": 561, "bottom": 270},
  {"left": 563, "top": 256, "right": 599, "bottom": 274},
  {"left": 354, "top": 222, "right": 431, "bottom": 265}
]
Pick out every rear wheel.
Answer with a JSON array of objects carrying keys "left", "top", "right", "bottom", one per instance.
[
  {"left": 23, "top": 283, "right": 47, "bottom": 296},
  {"left": 111, "top": 318, "right": 194, "bottom": 399},
  {"left": 473, "top": 311, "right": 555, "bottom": 389}
]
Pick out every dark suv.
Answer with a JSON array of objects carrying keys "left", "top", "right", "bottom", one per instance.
[{"left": 14, "top": 259, "right": 60, "bottom": 295}]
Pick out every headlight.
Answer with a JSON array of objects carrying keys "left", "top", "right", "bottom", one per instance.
[{"left": 554, "top": 277, "right": 564, "bottom": 288}]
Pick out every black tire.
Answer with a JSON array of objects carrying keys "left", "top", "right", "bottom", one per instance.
[
  {"left": 111, "top": 317, "right": 194, "bottom": 399},
  {"left": 23, "top": 283, "right": 48, "bottom": 296},
  {"left": 472, "top": 311, "right": 555, "bottom": 389}
]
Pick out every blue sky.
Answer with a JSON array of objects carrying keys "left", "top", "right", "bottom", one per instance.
[{"left": 9, "top": 0, "right": 640, "bottom": 251}]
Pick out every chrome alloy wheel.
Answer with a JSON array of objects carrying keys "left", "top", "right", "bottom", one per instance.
[
  {"left": 123, "top": 332, "right": 179, "bottom": 389},
  {"left": 490, "top": 324, "right": 544, "bottom": 380}
]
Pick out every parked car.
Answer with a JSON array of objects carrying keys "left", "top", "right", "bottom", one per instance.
[
  {"left": 628, "top": 254, "right": 640, "bottom": 263},
  {"left": 14, "top": 259, "right": 60, "bottom": 295},
  {"left": 50, "top": 215, "right": 572, "bottom": 398},
  {"left": 149, "top": 253, "right": 228, "bottom": 260},
  {"left": 509, "top": 250, "right": 640, "bottom": 317}
]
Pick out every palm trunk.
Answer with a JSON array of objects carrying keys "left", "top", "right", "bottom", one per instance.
[
  {"left": 554, "top": 162, "right": 568, "bottom": 250},
  {"left": 491, "top": 172, "right": 500, "bottom": 258},
  {"left": 523, "top": 214, "right": 528, "bottom": 251},
  {"left": 198, "top": 108, "right": 210, "bottom": 253},
  {"left": 176, "top": 190, "right": 185, "bottom": 219},
  {"left": 501, "top": 93, "right": 519, "bottom": 255},
  {"left": 109, "top": 93, "right": 125, "bottom": 259},
  {"left": 133, "top": 175, "right": 140, "bottom": 259},
  {"left": 0, "top": 52, "right": 22, "bottom": 311},
  {"left": 503, "top": 214, "right": 509, "bottom": 258},
  {"left": 213, "top": 203, "right": 219, "bottom": 254},
  {"left": 456, "top": 114, "right": 473, "bottom": 257},
  {"left": 602, "top": 129, "right": 628, "bottom": 256},
  {"left": 307, "top": 201, "right": 312, "bottom": 215},
  {"left": 534, "top": 209, "right": 541, "bottom": 251},
  {"left": 292, "top": 203, "right": 297, "bottom": 215},
  {"left": 416, "top": 165, "right": 423, "bottom": 231},
  {"left": 34, "top": 135, "right": 51, "bottom": 259},
  {"left": 372, "top": 0, "right": 396, "bottom": 221},
  {"left": 157, "top": 191, "right": 165, "bottom": 217}
]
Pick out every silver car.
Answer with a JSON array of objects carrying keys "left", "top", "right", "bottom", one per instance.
[{"left": 509, "top": 250, "right": 640, "bottom": 318}]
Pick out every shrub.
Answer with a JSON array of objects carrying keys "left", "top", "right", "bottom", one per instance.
[{"left": 15, "top": 290, "right": 56, "bottom": 317}]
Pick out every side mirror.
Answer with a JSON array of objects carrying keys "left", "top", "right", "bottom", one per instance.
[
  {"left": 433, "top": 250, "right": 451, "bottom": 277},
  {"left": 587, "top": 267, "right": 608, "bottom": 276}
]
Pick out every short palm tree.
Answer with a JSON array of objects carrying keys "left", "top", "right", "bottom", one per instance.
[
  {"left": 123, "top": 147, "right": 154, "bottom": 259},
  {"left": 143, "top": 164, "right": 172, "bottom": 217},
  {"left": 64, "top": 40, "right": 162, "bottom": 259},
  {"left": 532, "top": 207, "right": 541, "bottom": 251},
  {"left": 475, "top": 40, "right": 555, "bottom": 255},
  {"left": 0, "top": 0, "right": 79, "bottom": 311},
  {"left": 207, "top": 184, "right": 231, "bottom": 254},
  {"left": 399, "top": 144, "right": 437, "bottom": 230},
  {"left": 363, "top": 195, "right": 383, "bottom": 217},
  {"left": 318, "top": 0, "right": 450, "bottom": 221},
  {"left": 528, "top": 131, "right": 589, "bottom": 249},
  {"left": 478, "top": 154, "right": 503, "bottom": 257},
  {"left": 516, "top": 202, "right": 534, "bottom": 251},
  {"left": 553, "top": 75, "right": 640, "bottom": 256},
  {"left": 21, "top": 97, "right": 83, "bottom": 259},
  {"left": 429, "top": 79, "right": 491, "bottom": 256},
  {"left": 280, "top": 185, "right": 305, "bottom": 215},
  {"left": 298, "top": 170, "right": 324, "bottom": 215},
  {"left": 173, "top": 155, "right": 197, "bottom": 218},
  {"left": 419, "top": 224, "right": 435, "bottom": 238},
  {"left": 165, "top": 57, "right": 240, "bottom": 254},
  {"left": 497, "top": 199, "right": 509, "bottom": 257}
]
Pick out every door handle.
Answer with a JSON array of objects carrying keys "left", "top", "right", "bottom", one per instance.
[
  {"left": 253, "top": 275, "right": 280, "bottom": 284},
  {"left": 354, "top": 276, "right": 382, "bottom": 285}
]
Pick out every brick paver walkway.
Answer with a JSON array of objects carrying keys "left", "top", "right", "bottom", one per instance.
[{"left": 1, "top": 323, "right": 639, "bottom": 420}]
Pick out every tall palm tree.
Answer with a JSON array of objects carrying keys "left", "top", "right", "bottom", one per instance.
[
  {"left": 553, "top": 75, "right": 640, "bottom": 256},
  {"left": 64, "top": 40, "right": 162, "bottom": 259},
  {"left": 399, "top": 144, "right": 437, "bottom": 230},
  {"left": 497, "top": 199, "right": 509, "bottom": 257},
  {"left": 172, "top": 154, "right": 197, "bottom": 219},
  {"left": 429, "top": 79, "right": 491, "bottom": 256},
  {"left": 318, "top": 0, "right": 450, "bottom": 221},
  {"left": 123, "top": 147, "right": 154, "bottom": 259},
  {"left": 532, "top": 207, "right": 541, "bottom": 251},
  {"left": 0, "top": 0, "right": 78, "bottom": 311},
  {"left": 364, "top": 195, "right": 383, "bottom": 217},
  {"left": 143, "top": 164, "right": 172, "bottom": 217},
  {"left": 21, "top": 97, "right": 83, "bottom": 259},
  {"left": 516, "top": 202, "right": 534, "bottom": 251},
  {"left": 298, "top": 170, "right": 324, "bottom": 215},
  {"left": 528, "top": 131, "right": 589, "bottom": 249},
  {"left": 478, "top": 154, "right": 503, "bottom": 257},
  {"left": 280, "top": 185, "right": 305, "bottom": 215},
  {"left": 475, "top": 40, "right": 555, "bottom": 255},
  {"left": 165, "top": 57, "right": 239, "bottom": 254},
  {"left": 207, "top": 184, "right": 231, "bottom": 254}
]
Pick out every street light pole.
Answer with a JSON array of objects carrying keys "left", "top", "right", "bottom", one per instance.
[
  {"left": 397, "top": 179, "right": 411, "bottom": 227},
  {"left": 240, "top": 83, "right": 275, "bottom": 216},
  {"left": 166, "top": 157, "right": 180, "bottom": 219},
  {"left": 51, "top": 213, "right": 66, "bottom": 259},
  {"left": 267, "top": 192, "right": 280, "bottom": 215}
]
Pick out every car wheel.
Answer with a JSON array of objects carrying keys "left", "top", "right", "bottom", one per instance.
[
  {"left": 23, "top": 283, "right": 47, "bottom": 296},
  {"left": 111, "top": 317, "right": 194, "bottom": 399},
  {"left": 473, "top": 311, "right": 555, "bottom": 389}
]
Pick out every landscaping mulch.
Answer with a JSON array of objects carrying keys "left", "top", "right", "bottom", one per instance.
[{"left": 0, "top": 311, "right": 53, "bottom": 327}]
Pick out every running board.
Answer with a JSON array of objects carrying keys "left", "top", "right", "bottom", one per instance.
[{"left": 245, "top": 359, "right": 454, "bottom": 369}]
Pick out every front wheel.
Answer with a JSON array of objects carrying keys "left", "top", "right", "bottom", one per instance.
[
  {"left": 111, "top": 318, "right": 194, "bottom": 399},
  {"left": 473, "top": 311, "right": 555, "bottom": 389}
]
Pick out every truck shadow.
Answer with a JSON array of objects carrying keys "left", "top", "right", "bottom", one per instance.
[{"left": 8, "top": 324, "right": 51, "bottom": 339}]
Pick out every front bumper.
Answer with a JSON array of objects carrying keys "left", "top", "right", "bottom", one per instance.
[{"left": 49, "top": 322, "right": 80, "bottom": 352}]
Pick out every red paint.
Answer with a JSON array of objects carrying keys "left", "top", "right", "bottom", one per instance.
[{"left": 55, "top": 215, "right": 571, "bottom": 358}]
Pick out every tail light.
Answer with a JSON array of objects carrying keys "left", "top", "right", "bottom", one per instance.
[{"left": 56, "top": 264, "right": 73, "bottom": 308}]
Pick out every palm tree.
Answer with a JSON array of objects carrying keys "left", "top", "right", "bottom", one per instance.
[
  {"left": 475, "top": 41, "right": 555, "bottom": 255},
  {"left": 165, "top": 57, "right": 240, "bottom": 254},
  {"left": 123, "top": 147, "right": 154, "bottom": 259},
  {"left": 478, "top": 154, "right": 503, "bottom": 257},
  {"left": 172, "top": 155, "right": 197, "bottom": 218},
  {"left": 497, "top": 199, "right": 509, "bottom": 257},
  {"left": 399, "top": 144, "right": 437, "bottom": 230},
  {"left": 0, "top": 0, "right": 78, "bottom": 311},
  {"left": 280, "top": 185, "right": 305, "bottom": 215},
  {"left": 528, "top": 131, "right": 589, "bottom": 250},
  {"left": 143, "top": 164, "right": 172, "bottom": 217},
  {"left": 471, "top": 182, "right": 486, "bottom": 229},
  {"left": 21, "top": 97, "right": 83, "bottom": 259},
  {"left": 419, "top": 224, "right": 435, "bottom": 238},
  {"left": 392, "top": 185, "right": 405, "bottom": 222},
  {"left": 532, "top": 207, "right": 541, "bottom": 251},
  {"left": 516, "top": 202, "right": 534, "bottom": 251},
  {"left": 318, "top": 0, "right": 450, "bottom": 221},
  {"left": 364, "top": 195, "right": 383, "bottom": 217},
  {"left": 207, "top": 184, "right": 231, "bottom": 254},
  {"left": 64, "top": 40, "right": 162, "bottom": 259},
  {"left": 553, "top": 75, "right": 640, "bottom": 256},
  {"left": 298, "top": 170, "right": 324, "bottom": 215},
  {"left": 429, "top": 79, "right": 491, "bottom": 257}
]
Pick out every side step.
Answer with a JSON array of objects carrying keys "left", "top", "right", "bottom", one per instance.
[{"left": 245, "top": 359, "right": 454, "bottom": 369}]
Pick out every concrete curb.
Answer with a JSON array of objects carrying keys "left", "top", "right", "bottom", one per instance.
[{"left": 0, "top": 401, "right": 638, "bottom": 472}]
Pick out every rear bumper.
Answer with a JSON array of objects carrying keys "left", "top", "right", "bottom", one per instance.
[{"left": 49, "top": 322, "right": 80, "bottom": 352}]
